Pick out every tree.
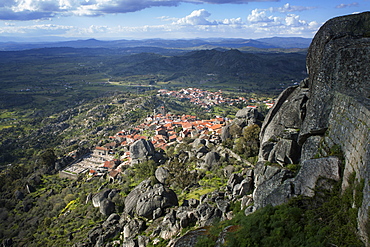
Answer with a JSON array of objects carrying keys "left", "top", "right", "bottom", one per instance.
[
  {"left": 39, "top": 148, "right": 57, "bottom": 171},
  {"left": 229, "top": 124, "right": 242, "bottom": 137},
  {"left": 234, "top": 124, "right": 261, "bottom": 159},
  {"left": 242, "top": 124, "right": 261, "bottom": 158},
  {"left": 134, "top": 160, "right": 158, "bottom": 181}
]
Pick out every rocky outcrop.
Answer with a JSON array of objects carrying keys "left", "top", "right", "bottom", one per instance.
[
  {"left": 253, "top": 157, "right": 341, "bottom": 209},
  {"left": 129, "top": 139, "right": 155, "bottom": 163},
  {"left": 202, "top": 151, "right": 220, "bottom": 170},
  {"left": 124, "top": 180, "right": 178, "bottom": 219},
  {"left": 92, "top": 189, "right": 116, "bottom": 216},
  {"left": 155, "top": 167, "right": 170, "bottom": 184},
  {"left": 258, "top": 83, "right": 308, "bottom": 166},
  {"left": 221, "top": 107, "right": 264, "bottom": 142},
  {"left": 235, "top": 107, "right": 264, "bottom": 127},
  {"left": 253, "top": 12, "right": 370, "bottom": 245}
]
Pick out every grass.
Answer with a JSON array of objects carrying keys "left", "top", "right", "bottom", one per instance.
[
  {"left": 183, "top": 187, "right": 216, "bottom": 201},
  {"left": 179, "top": 170, "right": 228, "bottom": 202}
]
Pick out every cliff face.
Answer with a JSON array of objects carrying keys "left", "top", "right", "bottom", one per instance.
[{"left": 255, "top": 12, "right": 370, "bottom": 245}]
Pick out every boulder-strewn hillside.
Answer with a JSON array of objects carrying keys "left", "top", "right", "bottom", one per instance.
[{"left": 0, "top": 12, "right": 369, "bottom": 247}]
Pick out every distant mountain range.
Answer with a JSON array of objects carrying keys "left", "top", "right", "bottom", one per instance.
[{"left": 0, "top": 37, "right": 311, "bottom": 51}]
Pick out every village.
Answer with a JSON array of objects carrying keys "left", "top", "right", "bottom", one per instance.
[
  {"left": 59, "top": 87, "right": 275, "bottom": 181},
  {"left": 59, "top": 112, "right": 229, "bottom": 180},
  {"left": 157, "top": 88, "right": 256, "bottom": 109}
]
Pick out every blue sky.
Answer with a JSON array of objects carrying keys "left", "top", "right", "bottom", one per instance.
[{"left": 0, "top": 0, "right": 368, "bottom": 41}]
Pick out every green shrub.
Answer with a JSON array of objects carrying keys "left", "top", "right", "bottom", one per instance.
[
  {"left": 195, "top": 172, "right": 365, "bottom": 247},
  {"left": 63, "top": 194, "right": 76, "bottom": 204}
]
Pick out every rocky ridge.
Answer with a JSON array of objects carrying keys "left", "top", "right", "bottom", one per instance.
[
  {"left": 77, "top": 105, "right": 258, "bottom": 247},
  {"left": 252, "top": 11, "right": 370, "bottom": 245}
]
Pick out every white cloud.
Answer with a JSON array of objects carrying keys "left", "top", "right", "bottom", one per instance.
[
  {"left": 173, "top": 9, "right": 244, "bottom": 27},
  {"left": 174, "top": 9, "right": 216, "bottom": 25},
  {"left": 0, "top": 23, "right": 73, "bottom": 35},
  {"left": 336, "top": 2, "right": 359, "bottom": 8},
  {"left": 245, "top": 3, "right": 320, "bottom": 37},
  {"left": 0, "top": 4, "right": 320, "bottom": 39},
  {"left": 269, "top": 3, "right": 317, "bottom": 13},
  {"left": 220, "top": 17, "right": 243, "bottom": 25},
  {"left": 285, "top": 14, "right": 306, "bottom": 26},
  {"left": 247, "top": 9, "right": 275, "bottom": 23},
  {"left": 0, "top": 0, "right": 281, "bottom": 21}
]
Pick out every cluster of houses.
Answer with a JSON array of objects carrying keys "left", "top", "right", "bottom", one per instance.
[
  {"left": 157, "top": 88, "right": 250, "bottom": 108},
  {"left": 59, "top": 112, "right": 229, "bottom": 181},
  {"left": 157, "top": 87, "right": 275, "bottom": 110},
  {"left": 116, "top": 113, "right": 227, "bottom": 150},
  {"left": 59, "top": 87, "right": 275, "bottom": 181}
]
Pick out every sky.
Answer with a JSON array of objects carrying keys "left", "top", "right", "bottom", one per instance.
[{"left": 0, "top": 0, "right": 368, "bottom": 41}]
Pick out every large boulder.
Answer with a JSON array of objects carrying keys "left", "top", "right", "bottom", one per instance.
[
  {"left": 253, "top": 157, "right": 341, "bottom": 209},
  {"left": 155, "top": 167, "right": 170, "bottom": 184},
  {"left": 92, "top": 189, "right": 116, "bottom": 216},
  {"left": 292, "top": 157, "right": 341, "bottom": 197},
  {"left": 267, "top": 138, "right": 301, "bottom": 166},
  {"left": 129, "top": 139, "right": 155, "bottom": 160},
  {"left": 99, "top": 199, "right": 115, "bottom": 216},
  {"left": 252, "top": 163, "right": 295, "bottom": 209},
  {"left": 202, "top": 151, "right": 220, "bottom": 170},
  {"left": 221, "top": 125, "right": 231, "bottom": 142},
  {"left": 124, "top": 180, "right": 178, "bottom": 219},
  {"left": 92, "top": 189, "right": 111, "bottom": 208},
  {"left": 235, "top": 107, "right": 264, "bottom": 127}
]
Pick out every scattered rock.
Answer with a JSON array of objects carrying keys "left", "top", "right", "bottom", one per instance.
[
  {"left": 227, "top": 173, "right": 243, "bottom": 190},
  {"left": 124, "top": 180, "right": 178, "bottom": 219},
  {"left": 196, "top": 202, "right": 222, "bottom": 227},
  {"left": 188, "top": 198, "right": 200, "bottom": 208},
  {"left": 137, "top": 235, "right": 150, "bottom": 247},
  {"left": 155, "top": 167, "right": 170, "bottom": 184},
  {"left": 192, "top": 138, "right": 207, "bottom": 148},
  {"left": 123, "top": 218, "right": 145, "bottom": 240},
  {"left": 235, "top": 107, "right": 264, "bottom": 126},
  {"left": 215, "top": 199, "right": 229, "bottom": 213},
  {"left": 122, "top": 238, "right": 137, "bottom": 247},
  {"left": 25, "top": 184, "right": 35, "bottom": 194},
  {"left": 130, "top": 139, "right": 155, "bottom": 160},
  {"left": 232, "top": 177, "right": 253, "bottom": 197},
  {"left": 88, "top": 226, "right": 103, "bottom": 244},
  {"left": 99, "top": 199, "right": 115, "bottom": 216},
  {"left": 102, "top": 213, "right": 120, "bottom": 228},
  {"left": 92, "top": 189, "right": 111, "bottom": 208},
  {"left": 202, "top": 151, "right": 220, "bottom": 170},
  {"left": 223, "top": 165, "right": 235, "bottom": 178},
  {"left": 108, "top": 189, "right": 119, "bottom": 200},
  {"left": 85, "top": 193, "right": 92, "bottom": 204}
]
